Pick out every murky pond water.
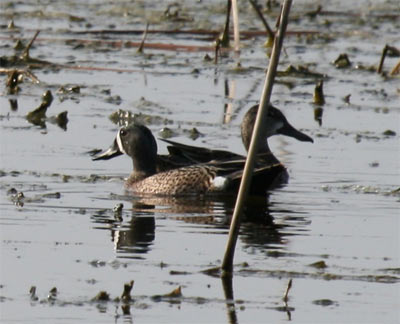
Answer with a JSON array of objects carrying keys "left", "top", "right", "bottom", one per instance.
[{"left": 1, "top": 0, "right": 399, "bottom": 323}]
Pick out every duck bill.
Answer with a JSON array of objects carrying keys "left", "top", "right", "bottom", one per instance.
[
  {"left": 92, "top": 139, "right": 123, "bottom": 161},
  {"left": 279, "top": 122, "right": 314, "bottom": 143}
]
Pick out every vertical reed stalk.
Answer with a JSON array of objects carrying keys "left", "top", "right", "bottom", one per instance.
[{"left": 221, "top": 0, "right": 293, "bottom": 275}]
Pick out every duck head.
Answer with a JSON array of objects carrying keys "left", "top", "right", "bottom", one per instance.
[
  {"left": 241, "top": 104, "right": 313, "bottom": 151},
  {"left": 93, "top": 123, "right": 158, "bottom": 177}
]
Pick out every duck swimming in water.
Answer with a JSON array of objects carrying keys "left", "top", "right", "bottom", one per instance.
[
  {"left": 93, "top": 104, "right": 313, "bottom": 196},
  {"left": 156, "top": 104, "right": 313, "bottom": 170}
]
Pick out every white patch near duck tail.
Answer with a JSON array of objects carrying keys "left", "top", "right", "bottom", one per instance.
[
  {"left": 212, "top": 176, "right": 229, "bottom": 191},
  {"left": 116, "top": 129, "right": 127, "bottom": 154}
]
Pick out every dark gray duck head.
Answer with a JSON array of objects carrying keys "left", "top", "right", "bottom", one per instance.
[
  {"left": 241, "top": 104, "right": 314, "bottom": 152},
  {"left": 93, "top": 123, "right": 158, "bottom": 177}
]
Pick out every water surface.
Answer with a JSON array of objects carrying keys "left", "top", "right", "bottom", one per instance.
[{"left": 1, "top": 0, "right": 399, "bottom": 323}]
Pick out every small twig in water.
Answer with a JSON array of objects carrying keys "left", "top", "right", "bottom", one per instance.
[
  {"left": 283, "top": 278, "right": 292, "bottom": 303},
  {"left": 249, "top": 0, "right": 274, "bottom": 39},
  {"left": 283, "top": 278, "right": 293, "bottom": 320},
  {"left": 21, "top": 30, "right": 40, "bottom": 60},
  {"left": 137, "top": 22, "right": 149, "bottom": 53},
  {"left": 214, "top": 38, "right": 222, "bottom": 64},
  {"left": 390, "top": 59, "right": 400, "bottom": 75},
  {"left": 377, "top": 44, "right": 400, "bottom": 74},
  {"left": 313, "top": 80, "right": 325, "bottom": 105},
  {"left": 121, "top": 280, "right": 134, "bottom": 302},
  {"left": 220, "top": 0, "right": 232, "bottom": 47}
]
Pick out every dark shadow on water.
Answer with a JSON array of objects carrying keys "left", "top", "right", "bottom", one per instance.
[{"left": 90, "top": 193, "right": 309, "bottom": 260}]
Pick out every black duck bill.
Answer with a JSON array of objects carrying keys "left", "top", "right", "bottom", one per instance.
[
  {"left": 277, "top": 119, "right": 314, "bottom": 143},
  {"left": 92, "top": 138, "right": 123, "bottom": 161}
]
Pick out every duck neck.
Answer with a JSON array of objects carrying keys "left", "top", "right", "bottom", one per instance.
[
  {"left": 244, "top": 131, "right": 273, "bottom": 155},
  {"left": 256, "top": 139, "right": 280, "bottom": 165},
  {"left": 129, "top": 156, "right": 156, "bottom": 183}
]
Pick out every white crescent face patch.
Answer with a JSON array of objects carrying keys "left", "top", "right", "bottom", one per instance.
[{"left": 117, "top": 129, "right": 128, "bottom": 155}]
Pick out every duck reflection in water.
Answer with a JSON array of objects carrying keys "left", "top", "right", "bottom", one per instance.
[
  {"left": 92, "top": 205, "right": 155, "bottom": 258},
  {"left": 91, "top": 193, "right": 298, "bottom": 259},
  {"left": 111, "top": 213, "right": 156, "bottom": 258}
]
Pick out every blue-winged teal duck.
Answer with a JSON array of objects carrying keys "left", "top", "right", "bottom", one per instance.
[
  {"left": 156, "top": 104, "right": 313, "bottom": 170},
  {"left": 93, "top": 105, "right": 313, "bottom": 196}
]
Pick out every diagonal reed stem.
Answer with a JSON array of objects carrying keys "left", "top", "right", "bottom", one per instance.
[{"left": 221, "top": 0, "right": 293, "bottom": 275}]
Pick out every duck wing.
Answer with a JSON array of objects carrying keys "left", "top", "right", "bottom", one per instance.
[{"left": 160, "top": 138, "right": 244, "bottom": 164}]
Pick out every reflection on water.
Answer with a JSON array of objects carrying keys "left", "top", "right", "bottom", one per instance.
[
  {"left": 91, "top": 206, "right": 156, "bottom": 258},
  {"left": 88, "top": 192, "right": 303, "bottom": 323},
  {"left": 221, "top": 275, "right": 237, "bottom": 324},
  {"left": 112, "top": 215, "right": 156, "bottom": 258},
  {"left": 90, "top": 193, "right": 306, "bottom": 260}
]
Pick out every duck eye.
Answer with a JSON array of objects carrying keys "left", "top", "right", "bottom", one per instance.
[{"left": 120, "top": 129, "right": 127, "bottom": 137}]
